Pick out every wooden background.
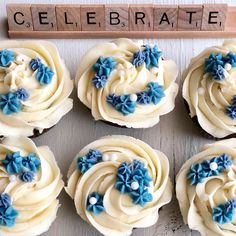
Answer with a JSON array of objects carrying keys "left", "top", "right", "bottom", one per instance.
[{"left": 1, "top": 0, "right": 235, "bottom": 235}]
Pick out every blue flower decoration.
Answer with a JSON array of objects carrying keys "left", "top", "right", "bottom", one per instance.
[
  {"left": 36, "top": 65, "right": 54, "bottom": 85},
  {"left": 0, "top": 206, "right": 19, "bottom": 227},
  {"left": 132, "top": 51, "right": 146, "bottom": 67},
  {"left": 205, "top": 53, "right": 224, "bottom": 73},
  {"left": 0, "top": 49, "right": 14, "bottom": 67},
  {"left": 93, "top": 57, "right": 116, "bottom": 77},
  {"left": 117, "top": 162, "right": 132, "bottom": 175},
  {"left": 143, "top": 45, "right": 162, "bottom": 69},
  {"left": 0, "top": 93, "right": 21, "bottom": 115},
  {"left": 147, "top": 82, "right": 165, "bottom": 105},
  {"left": 202, "top": 158, "right": 220, "bottom": 177},
  {"left": 115, "top": 173, "right": 132, "bottom": 193},
  {"left": 216, "top": 154, "right": 232, "bottom": 170},
  {"left": 106, "top": 94, "right": 119, "bottom": 106},
  {"left": 223, "top": 52, "right": 236, "bottom": 67},
  {"left": 130, "top": 160, "right": 145, "bottom": 171},
  {"left": 19, "top": 171, "right": 34, "bottom": 182},
  {"left": 15, "top": 88, "right": 29, "bottom": 101},
  {"left": 213, "top": 201, "right": 235, "bottom": 224},
  {"left": 212, "top": 65, "right": 225, "bottom": 81},
  {"left": 87, "top": 192, "right": 105, "bottom": 215},
  {"left": 22, "top": 153, "right": 41, "bottom": 173},
  {"left": 0, "top": 194, "right": 11, "bottom": 211},
  {"left": 187, "top": 163, "right": 207, "bottom": 185},
  {"left": 131, "top": 188, "right": 153, "bottom": 207},
  {"left": 29, "top": 58, "right": 42, "bottom": 71},
  {"left": 87, "top": 149, "right": 102, "bottom": 161},
  {"left": 115, "top": 95, "right": 136, "bottom": 116},
  {"left": 137, "top": 91, "right": 151, "bottom": 105},
  {"left": 92, "top": 75, "right": 107, "bottom": 88},
  {"left": 226, "top": 104, "right": 236, "bottom": 119},
  {"left": 132, "top": 168, "right": 152, "bottom": 188},
  {"left": 2, "top": 152, "right": 23, "bottom": 175}
]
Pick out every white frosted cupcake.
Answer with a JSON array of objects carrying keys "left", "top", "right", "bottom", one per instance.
[
  {"left": 75, "top": 38, "right": 178, "bottom": 128},
  {"left": 183, "top": 40, "right": 236, "bottom": 139},
  {"left": 0, "top": 137, "right": 64, "bottom": 236},
  {"left": 176, "top": 138, "right": 236, "bottom": 235},
  {"left": 0, "top": 41, "right": 73, "bottom": 137},
  {"left": 66, "top": 135, "right": 172, "bottom": 236}
]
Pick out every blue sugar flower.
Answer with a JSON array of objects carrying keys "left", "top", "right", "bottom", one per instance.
[
  {"left": 130, "top": 160, "right": 145, "bottom": 171},
  {"left": 92, "top": 75, "right": 107, "bottom": 88},
  {"left": 137, "top": 91, "right": 151, "bottom": 104},
  {"left": 115, "top": 95, "right": 136, "bottom": 116},
  {"left": 143, "top": 45, "right": 162, "bottom": 69},
  {"left": 115, "top": 173, "right": 132, "bottom": 193},
  {"left": 0, "top": 194, "right": 11, "bottom": 211},
  {"left": 205, "top": 53, "right": 224, "bottom": 73},
  {"left": 216, "top": 154, "right": 232, "bottom": 170},
  {"left": 19, "top": 171, "right": 34, "bottom": 182},
  {"left": 213, "top": 203, "right": 234, "bottom": 224},
  {"left": 226, "top": 105, "right": 236, "bottom": 119},
  {"left": 22, "top": 153, "right": 41, "bottom": 173},
  {"left": 212, "top": 65, "right": 225, "bottom": 81},
  {"left": 131, "top": 188, "right": 153, "bottom": 207},
  {"left": 117, "top": 162, "right": 132, "bottom": 175},
  {"left": 147, "top": 82, "right": 165, "bottom": 105},
  {"left": 29, "top": 58, "right": 42, "bottom": 71},
  {"left": 87, "top": 149, "right": 102, "bottom": 162},
  {"left": 0, "top": 49, "right": 14, "bottom": 67},
  {"left": 223, "top": 52, "right": 236, "bottom": 67},
  {"left": 132, "top": 51, "right": 146, "bottom": 67},
  {"left": 0, "top": 93, "right": 21, "bottom": 115},
  {"left": 36, "top": 65, "right": 54, "bottom": 85},
  {"left": 132, "top": 168, "right": 152, "bottom": 188},
  {"left": 202, "top": 158, "right": 220, "bottom": 177},
  {"left": 187, "top": 163, "right": 207, "bottom": 185},
  {"left": 0, "top": 206, "right": 19, "bottom": 227},
  {"left": 15, "top": 88, "right": 29, "bottom": 101},
  {"left": 87, "top": 192, "right": 105, "bottom": 215},
  {"left": 93, "top": 57, "right": 116, "bottom": 77},
  {"left": 77, "top": 156, "right": 95, "bottom": 174},
  {"left": 2, "top": 152, "right": 23, "bottom": 175},
  {"left": 106, "top": 94, "right": 119, "bottom": 106}
]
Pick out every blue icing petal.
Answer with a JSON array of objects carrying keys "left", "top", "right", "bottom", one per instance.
[
  {"left": 0, "top": 50, "right": 14, "bottom": 67},
  {"left": 216, "top": 154, "right": 232, "bottom": 170},
  {"left": 117, "top": 162, "right": 132, "bottom": 175},
  {"left": 147, "top": 82, "right": 165, "bottom": 105},
  {"left": 36, "top": 65, "right": 54, "bottom": 85},
  {"left": 143, "top": 45, "right": 162, "bottom": 69},
  {"left": 223, "top": 52, "right": 236, "bottom": 67},
  {"left": 132, "top": 51, "right": 146, "bottom": 67},
  {"left": 115, "top": 173, "right": 132, "bottom": 193},
  {"left": 131, "top": 188, "right": 153, "bottom": 207},
  {"left": 77, "top": 156, "right": 92, "bottom": 174},
  {"left": 15, "top": 88, "right": 29, "bottom": 101},
  {"left": 86, "top": 192, "right": 105, "bottom": 215},
  {"left": 212, "top": 65, "right": 225, "bottom": 81},
  {"left": 92, "top": 75, "right": 107, "bottom": 88},
  {"left": 87, "top": 149, "right": 102, "bottom": 161},
  {"left": 0, "top": 194, "right": 11, "bottom": 211},
  {"left": 2, "top": 152, "right": 23, "bottom": 175},
  {"left": 205, "top": 53, "right": 224, "bottom": 73},
  {"left": 19, "top": 171, "right": 34, "bottom": 182},
  {"left": 226, "top": 105, "right": 236, "bottom": 119},
  {"left": 0, "top": 206, "right": 19, "bottom": 227},
  {"left": 132, "top": 168, "right": 152, "bottom": 188},
  {"left": 93, "top": 57, "right": 116, "bottom": 77},
  {"left": 137, "top": 91, "right": 151, "bottom": 104},
  {"left": 115, "top": 95, "right": 136, "bottom": 116},
  {"left": 22, "top": 153, "right": 41, "bottom": 173},
  {"left": 106, "top": 94, "right": 119, "bottom": 106},
  {"left": 0, "top": 93, "right": 21, "bottom": 115},
  {"left": 201, "top": 157, "right": 220, "bottom": 177},
  {"left": 213, "top": 202, "right": 234, "bottom": 224},
  {"left": 187, "top": 163, "right": 207, "bottom": 185},
  {"left": 29, "top": 58, "right": 42, "bottom": 71}
]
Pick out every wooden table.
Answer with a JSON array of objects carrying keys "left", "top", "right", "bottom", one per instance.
[{"left": 1, "top": 0, "right": 235, "bottom": 235}]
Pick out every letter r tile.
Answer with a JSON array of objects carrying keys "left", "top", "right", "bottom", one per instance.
[
  {"left": 129, "top": 4, "right": 154, "bottom": 31},
  {"left": 105, "top": 4, "right": 129, "bottom": 31}
]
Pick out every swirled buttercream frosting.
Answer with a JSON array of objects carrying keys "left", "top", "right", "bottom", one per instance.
[
  {"left": 66, "top": 135, "right": 172, "bottom": 236},
  {"left": 183, "top": 40, "right": 236, "bottom": 138},
  {"left": 75, "top": 38, "right": 179, "bottom": 128},
  {"left": 0, "top": 137, "right": 64, "bottom": 236},
  {"left": 0, "top": 41, "right": 73, "bottom": 137},
  {"left": 176, "top": 138, "right": 236, "bottom": 236}
]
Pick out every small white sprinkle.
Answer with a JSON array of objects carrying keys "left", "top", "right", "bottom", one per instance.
[
  {"left": 9, "top": 175, "right": 17, "bottom": 182},
  {"left": 130, "top": 94, "right": 137, "bottom": 102},
  {"left": 198, "top": 87, "right": 205, "bottom": 95},
  {"left": 224, "top": 63, "right": 232, "bottom": 71},
  {"left": 89, "top": 197, "right": 97, "bottom": 205},
  {"left": 150, "top": 67, "right": 159, "bottom": 74},
  {"left": 131, "top": 181, "right": 139, "bottom": 190},
  {"left": 102, "top": 154, "right": 110, "bottom": 162},
  {"left": 15, "top": 55, "right": 27, "bottom": 64},
  {"left": 137, "top": 40, "right": 144, "bottom": 46},
  {"left": 110, "top": 153, "right": 117, "bottom": 161},
  {"left": 210, "top": 162, "right": 218, "bottom": 171}
]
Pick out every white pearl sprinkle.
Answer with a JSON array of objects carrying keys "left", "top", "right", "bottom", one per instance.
[
  {"left": 89, "top": 197, "right": 97, "bottom": 205},
  {"left": 150, "top": 67, "right": 159, "bottom": 74},
  {"left": 224, "top": 63, "right": 232, "bottom": 71},
  {"left": 102, "top": 154, "right": 110, "bottom": 162},
  {"left": 130, "top": 94, "right": 137, "bottom": 102},
  {"left": 198, "top": 87, "right": 205, "bottom": 95},
  {"left": 131, "top": 181, "right": 139, "bottom": 190},
  {"left": 210, "top": 162, "right": 218, "bottom": 171},
  {"left": 9, "top": 175, "right": 17, "bottom": 182},
  {"left": 110, "top": 153, "right": 117, "bottom": 161},
  {"left": 137, "top": 40, "right": 144, "bottom": 46},
  {"left": 15, "top": 55, "right": 27, "bottom": 64}
]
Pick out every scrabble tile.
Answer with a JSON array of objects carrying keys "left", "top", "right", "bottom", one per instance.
[
  {"left": 31, "top": 4, "right": 57, "bottom": 31},
  {"left": 201, "top": 4, "right": 228, "bottom": 31},
  {"left": 129, "top": 4, "right": 153, "bottom": 31},
  {"left": 178, "top": 5, "right": 203, "bottom": 31},
  {"left": 7, "top": 4, "right": 33, "bottom": 31},
  {"left": 81, "top": 5, "right": 105, "bottom": 31},
  {"left": 153, "top": 5, "right": 178, "bottom": 31},
  {"left": 105, "top": 4, "right": 129, "bottom": 31},
  {"left": 56, "top": 5, "right": 81, "bottom": 31}
]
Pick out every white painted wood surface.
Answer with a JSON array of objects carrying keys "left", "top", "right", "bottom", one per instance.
[{"left": 1, "top": 0, "right": 236, "bottom": 235}]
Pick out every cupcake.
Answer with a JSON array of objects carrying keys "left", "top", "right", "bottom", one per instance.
[
  {"left": 66, "top": 135, "right": 172, "bottom": 236},
  {"left": 183, "top": 40, "right": 236, "bottom": 139},
  {"left": 0, "top": 41, "right": 73, "bottom": 137},
  {"left": 75, "top": 38, "right": 178, "bottom": 128},
  {"left": 176, "top": 138, "right": 236, "bottom": 235},
  {"left": 0, "top": 136, "right": 64, "bottom": 235}
]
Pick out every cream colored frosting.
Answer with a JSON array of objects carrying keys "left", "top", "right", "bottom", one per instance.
[
  {"left": 0, "top": 137, "right": 64, "bottom": 236},
  {"left": 0, "top": 41, "right": 73, "bottom": 137},
  {"left": 76, "top": 38, "right": 178, "bottom": 128},
  {"left": 66, "top": 135, "right": 172, "bottom": 236},
  {"left": 176, "top": 138, "right": 236, "bottom": 236},
  {"left": 183, "top": 40, "right": 236, "bottom": 138}
]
